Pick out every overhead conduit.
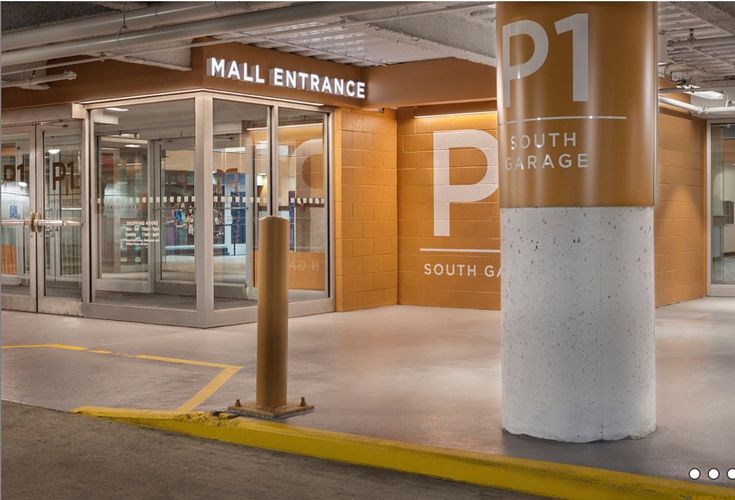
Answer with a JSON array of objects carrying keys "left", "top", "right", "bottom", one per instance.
[
  {"left": 1, "top": 2, "right": 267, "bottom": 52},
  {"left": 1, "top": 1, "right": 409, "bottom": 67},
  {"left": 658, "top": 94, "right": 735, "bottom": 116}
]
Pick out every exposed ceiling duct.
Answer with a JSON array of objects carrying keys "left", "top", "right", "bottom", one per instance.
[
  {"left": 2, "top": 2, "right": 253, "bottom": 51},
  {"left": 1, "top": 70, "right": 76, "bottom": 89},
  {"left": 1, "top": 2, "right": 411, "bottom": 67},
  {"left": 659, "top": 94, "right": 735, "bottom": 115}
]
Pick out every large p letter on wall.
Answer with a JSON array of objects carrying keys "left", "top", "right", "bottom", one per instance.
[
  {"left": 433, "top": 130, "right": 498, "bottom": 237},
  {"left": 497, "top": 2, "right": 657, "bottom": 442}
]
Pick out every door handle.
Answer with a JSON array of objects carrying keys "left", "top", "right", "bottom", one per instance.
[
  {"left": 0, "top": 219, "right": 27, "bottom": 227},
  {"left": 34, "top": 219, "right": 83, "bottom": 229}
]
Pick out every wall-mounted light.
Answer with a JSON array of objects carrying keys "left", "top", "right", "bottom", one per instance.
[{"left": 414, "top": 111, "right": 496, "bottom": 119}]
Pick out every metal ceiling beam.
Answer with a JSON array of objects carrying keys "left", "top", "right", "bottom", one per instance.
[
  {"left": 2, "top": 2, "right": 263, "bottom": 51},
  {"left": 2, "top": 2, "right": 411, "bottom": 67},
  {"left": 673, "top": 2, "right": 735, "bottom": 36}
]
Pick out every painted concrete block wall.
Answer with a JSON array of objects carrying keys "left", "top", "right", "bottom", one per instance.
[
  {"left": 335, "top": 106, "right": 705, "bottom": 312},
  {"left": 334, "top": 109, "right": 398, "bottom": 311},
  {"left": 655, "top": 109, "right": 707, "bottom": 306},
  {"left": 397, "top": 111, "right": 500, "bottom": 310}
]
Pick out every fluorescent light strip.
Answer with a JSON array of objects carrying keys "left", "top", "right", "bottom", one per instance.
[
  {"left": 420, "top": 248, "right": 500, "bottom": 254},
  {"left": 245, "top": 123, "right": 322, "bottom": 131},
  {"left": 415, "top": 111, "right": 496, "bottom": 119}
]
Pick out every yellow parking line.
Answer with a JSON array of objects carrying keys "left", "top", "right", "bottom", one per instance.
[
  {"left": 3, "top": 343, "right": 243, "bottom": 412},
  {"left": 73, "top": 407, "right": 735, "bottom": 500},
  {"left": 2, "top": 343, "right": 87, "bottom": 351},
  {"left": 130, "top": 353, "right": 240, "bottom": 370},
  {"left": 177, "top": 366, "right": 241, "bottom": 412}
]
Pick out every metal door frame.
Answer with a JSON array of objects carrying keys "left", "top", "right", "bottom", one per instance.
[
  {"left": 35, "top": 121, "right": 86, "bottom": 315},
  {"left": 707, "top": 119, "right": 735, "bottom": 296},
  {"left": 1, "top": 125, "right": 38, "bottom": 312},
  {"left": 1, "top": 121, "right": 86, "bottom": 315},
  {"left": 81, "top": 90, "right": 334, "bottom": 327}
]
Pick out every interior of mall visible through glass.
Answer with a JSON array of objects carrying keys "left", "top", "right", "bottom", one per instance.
[{"left": 1, "top": 95, "right": 330, "bottom": 326}]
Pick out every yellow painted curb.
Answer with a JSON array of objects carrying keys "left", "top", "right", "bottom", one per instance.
[{"left": 73, "top": 406, "right": 734, "bottom": 500}]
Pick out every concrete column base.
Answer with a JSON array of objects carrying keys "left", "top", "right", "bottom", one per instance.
[{"left": 501, "top": 206, "right": 656, "bottom": 442}]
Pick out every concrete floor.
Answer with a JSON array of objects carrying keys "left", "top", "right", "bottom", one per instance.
[
  {"left": 3, "top": 402, "right": 537, "bottom": 500},
  {"left": 2, "top": 297, "right": 735, "bottom": 488}
]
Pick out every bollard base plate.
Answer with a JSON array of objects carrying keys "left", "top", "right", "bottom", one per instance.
[{"left": 227, "top": 402, "right": 315, "bottom": 420}]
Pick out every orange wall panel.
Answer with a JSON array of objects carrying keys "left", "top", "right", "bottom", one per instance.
[
  {"left": 335, "top": 109, "right": 398, "bottom": 311},
  {"left": 397, "top": 109, "right": 501, "bottom": 310},
  {"left": 655, "top": 108, "right": 707, "bottom": 307}
]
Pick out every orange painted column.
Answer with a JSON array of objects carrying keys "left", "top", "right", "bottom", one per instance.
[{"left": 497, "top": 2, "right": 657, "bottom": 442}]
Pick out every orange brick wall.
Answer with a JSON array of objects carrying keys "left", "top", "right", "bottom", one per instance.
[
  {"left": 655, "top": 108, "right": 707, "bottom": 306},
  {"left": 396, "top": 110, "right": 500, "bottom": 309},
  {"left": 332, "top": 105, "right": 707, "bottom": 312},
  {"left": 334, "top": 109, "right": 398, "bottom": 311}
]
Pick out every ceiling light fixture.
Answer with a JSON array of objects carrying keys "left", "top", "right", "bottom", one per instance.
[
  {"left": 414, "top": 111, "right": 496, "bottom": 119},
  {"left": 687, "top": 90, "right": 726, "bottom": 100},
  {"left": 47, "top": 148, "right": 61, "bottom": 154},
  {"left": 105, "top": 107, "right": 129, "bottom": 112},
  {"left": 124, "top": 144, "right": 141, "bottom": 148}
]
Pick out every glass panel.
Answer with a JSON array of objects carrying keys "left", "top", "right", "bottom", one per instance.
[
  {"left": 212, "top": 99, "right": 269, "bottom": 310},
  {"left": 711, "top": 123, "right": 735, "bottom": 284},
  {"left": 43, "top": 126, "right": 82, "bottom": 299},
  {"left": 277, "top": 108, "right": 328, "bottom": 301},
  {"left": 1, "top": 131, "right": 32, "bottom": 296},
  {"left": 93, "top": 100, "right": 197, "bottom": 309}
]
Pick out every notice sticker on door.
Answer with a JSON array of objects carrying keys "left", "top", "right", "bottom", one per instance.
[{"left": 9, "top": 205, "right": 18, "bottom": 219}]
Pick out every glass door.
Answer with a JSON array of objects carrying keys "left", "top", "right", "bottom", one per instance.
[
  {"left": 710, "top": 123, "right": 735, "bottom": 295},
  {"left": 91, "top": 99, "right": 198, "bottom": 313},
  {"left": 1, "top": 126, "right": 36, "bottom": 311},
  {"left": 1, "top": 122, "right": 84, "bottom": 314}
]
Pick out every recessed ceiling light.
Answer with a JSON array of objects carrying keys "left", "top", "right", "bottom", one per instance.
[
  {"left": 106, "top": 107, "right": 129, "bottom": 112},
  {"left": 47, "top": 148, "right": 61, "bottom": 154}
]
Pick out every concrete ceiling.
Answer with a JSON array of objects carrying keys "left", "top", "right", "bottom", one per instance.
[
  {"left": 6, "top": 1, "right": 735, "bottom": 102},
  {"left": 1, "top": 1, "right": 495, "bottom": 78},
  {"left": 659, "top": 1, "right": 735, "bottom": 106}
]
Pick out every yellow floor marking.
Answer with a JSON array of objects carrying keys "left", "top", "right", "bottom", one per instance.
[
  {"left": 177, "top": 366, "right": 241, "bottom": 412},
  {"left": 130, "top": 353, "right": 240, "bottom": 370},
  {"left": 3, "top": 343, "right": 243, "bottom": 412},
  {"left": 2, "top": 343, "right": 87, "bottom": 351},
  {"left": 73, "top": 407, "right": 735, "bottom": 500}
]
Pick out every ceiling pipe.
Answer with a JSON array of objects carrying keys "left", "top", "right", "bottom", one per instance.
[
  {"left": 1, "top": 70, "right": 76, "bottom": 88},
  {"left": 658, "top": 94, "right": 735, "bottom": 115},
  {"left": 658, "top": 86, "right": 729, "bottom": 94},
  {"left": 2, "top": 2, "right": 265, "bottom": 52},
  {"left": 669, "top": 36, "right": 735, "bottom": 50},
  {"left": 2, "top": 2, "right": 408, "bottom": 67}
]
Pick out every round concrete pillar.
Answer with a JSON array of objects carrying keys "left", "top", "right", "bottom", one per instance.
[{"left": 496, "top": 2, "right": 657, "bottom": 442}]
